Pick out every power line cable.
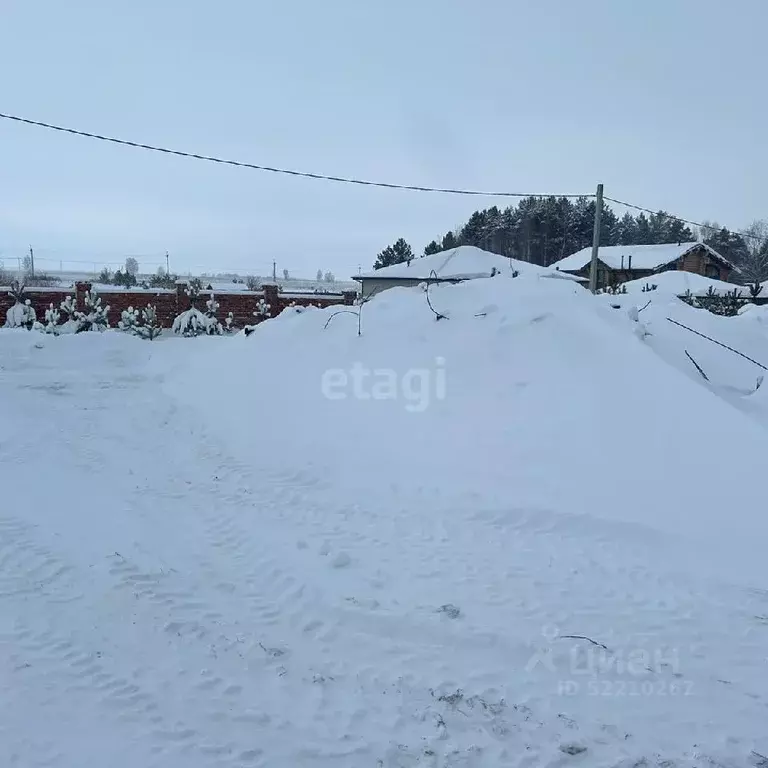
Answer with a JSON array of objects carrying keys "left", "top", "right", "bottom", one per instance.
[
  {"left": 605, "top": 195, "right": 766, "bottom": 245},
  {"left": 0, "top": 112, "right": 589, "bottom": 199},
  {"left": 4, "top": 110, "right": 761, "bottom": 250}
]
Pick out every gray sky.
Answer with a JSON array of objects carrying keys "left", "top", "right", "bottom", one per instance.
[{"left": 1, "top": 0, "right": 766, "bottom": 278}]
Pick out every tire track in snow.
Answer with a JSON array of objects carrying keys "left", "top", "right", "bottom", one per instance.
[
  {"left": 0, "top": 516, "right": 81, "bottom": 602},
  {"left": 7, "top": 339, "right": 764, "bottom": 765},
  {"left": 0, "top": 525, "right": 274, "bottom": 767}
]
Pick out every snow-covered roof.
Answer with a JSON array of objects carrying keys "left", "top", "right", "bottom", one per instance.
[
  {"left": 356, "top": 246, "right": 520, "bottom": 281},
  {"left": 551, "top": 242, "right": 736, "bottom": 273}
]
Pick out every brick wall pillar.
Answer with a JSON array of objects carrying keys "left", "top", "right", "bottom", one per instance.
[
  {"left": 262, "top": 284, "right": 279, "bottom": 317},
  {"left": 75, "top": 281, "right": 92, "bottom": 311},
  {"left": 342, "top": 290, "right": 357, "bottom": 305},
  {"left": 176, "top": 280, "right": 189, "bottom": 313}
]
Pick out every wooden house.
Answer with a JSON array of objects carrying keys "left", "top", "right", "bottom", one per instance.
[{"left": 550, "top": 242, "right": 738, "bottom": 290}]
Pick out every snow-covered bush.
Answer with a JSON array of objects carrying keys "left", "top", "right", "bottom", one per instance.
[
  {"left": 172, "top": 307, "right": 209, "bottom": 336},
  {"left": 204, "top": 293, "right": 223, "bottom": 335},
  {"left": 172, "top": 286, "right": 223, "bottom": 337},
  {"left": 599, "top": 283, "right": 628, "bottom": 296},
  {"left": 5, "top": 281, "right": 37, "bottom": 329},
  {"left": 253, "top": 298, "right": 271, "bottom": 320},
  {"left": 225, "top": 312, "right": 234, "bottom": 333},
  {"left": 285, "top": 302, "right": 317, "bottom": 314},
  {"left": 75, "top": 288, "right": 110, "bottom": 332},
  {"left": 56, "top": 295, "right": 79, "bottom": 333},
  {"left": 118, "top": 306, "right": 139, "bottom": 332},
  {"left": 680, "top": 286, "right": 744, "bottom": 317},
  {"left": 6, "top": 299, "right": 36, "bottom": 330},
  {"left": 206, "top": 293, "right": 219, "bottom": 316},
  {"left": 243, "top": 297, "right": 273, "bottom": 335},
  {"left": 60, "top": 295, "right": 76, "bottom": 320},
  {"left": 136, "top": 304, "right": 162, "bottom": 340},
  {"left": 40, "top": 303, "right": 61, "bottom": 334}
]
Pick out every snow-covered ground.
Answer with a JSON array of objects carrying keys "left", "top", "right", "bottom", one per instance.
[
  {"left": 617, "top": 271, "right": 744, "bottom": 296},
  {"left": 3, "top": 272, "right": 768, "bottom": 767}
]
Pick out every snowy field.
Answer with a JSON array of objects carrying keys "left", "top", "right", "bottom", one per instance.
[
  {"left": 3, "top": 273, "right": 768, "bottom": 767},
  {"left": 0, "top": 270, "right": 358, "bottom": 294}
]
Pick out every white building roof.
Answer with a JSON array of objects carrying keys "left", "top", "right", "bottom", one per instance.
[
  {"left": 357, "top": 245, "right": 562, "bottom": 281},
  {"left": 551, "top": 242, "right": 736, "bottom": 273}
]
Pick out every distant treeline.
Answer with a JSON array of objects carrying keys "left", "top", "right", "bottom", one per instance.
[{"left": 375, "top": 197, "right": 768, "bottom": 282}]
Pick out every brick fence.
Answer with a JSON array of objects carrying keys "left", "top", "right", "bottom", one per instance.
[{"left": 1, "top": 281, "right": 358, "bottom": 329}]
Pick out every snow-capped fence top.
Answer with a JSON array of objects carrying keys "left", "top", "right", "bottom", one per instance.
[{"left": 0, "top": 281, "right": 358, "bottom": 330}]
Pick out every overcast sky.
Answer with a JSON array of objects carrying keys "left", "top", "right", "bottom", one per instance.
[{"left": 1, "top": 0, "right": 766, "bottom": 278}]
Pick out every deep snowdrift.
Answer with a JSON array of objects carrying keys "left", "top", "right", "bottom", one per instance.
[
  {"left": 617, "top": 270, "right": 740, "bottom": 296},
  {"left": 171, "top": 273, "right": 768, "bottom": 587}
]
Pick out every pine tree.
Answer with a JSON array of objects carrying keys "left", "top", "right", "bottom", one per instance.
[
  {"left": 185, "top": 278, "right": 203, "bottom": 306},
  {"left": 460, "top": 211, "right": 489, "bottom": 248},
  {"left": 648, "top": 211, "right": 670, "bottom": 243},
  {"left": 373, "top": 238, "right": 414, "bottom": 269},
  {"left": 43, "top": 303, "right": 61, "bottom": 334},
  {"left": 599, "top": 205, "right": 619, "bottom": 246},
  {"left": 203, "top": 293, "right": 223, "bottom": 335},
  {"left": 59, "top": 296, "right": 77, "bottom": 331},
  {"left": 253, "top": 298, "right": 271, "bottom": 320},
  {"left": 635, "top": 213, "right": 652, "bottom": 244},
  {"left": 423, "top": 240, "right": 442, "bottom": 256},
  {"left": 136, "top": 304, "right": 162, "bottom": 340},
  {"left": 150, "top": 269, "right": 176, "bottom": 289},
  {"left": 75, "top": 288, "right": 110, "bottom": 332},
  {"left": 118, "top": 306, "right": 140, "bottom": 332},
  {"left": 616, "top": 212, "right": 637, "bottom": 245},
  {"left": 113, "top": 269, "right": 137, "bottom": 288},
  {"left": 316, "top": 269, "right": 323, "bottom": 282},
  {"left": 704, "top": 227, "right": 749, "bottom": 268},
  {"left": 441, "top": 231, "right": 458, "bottom": 251},
  {"left": 664, "top": 216, "right": 694, "bottom": 244}
]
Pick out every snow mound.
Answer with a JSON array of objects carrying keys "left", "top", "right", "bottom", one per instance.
[
  {"left": 598, "top": 290, "right": 768, "bottom": 425},
  {"left": 170, "top": 273, "right": 768, "bottom": 586},
  {"left": 618, "top": 270, "right": 743, "bottom": 296}
]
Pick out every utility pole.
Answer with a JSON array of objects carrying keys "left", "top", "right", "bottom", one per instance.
[
  {"left": 272, "top": 260, "right": 276, "bottom": 282},
  {"left": 29, "top": 245, "right": 35, "bottom": 277},
  {"left": 166, "top": 251, "right": 170, "bottom": 275},
  {"left": 588, "top": 183, "right": 604, "bottom": 294}
]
